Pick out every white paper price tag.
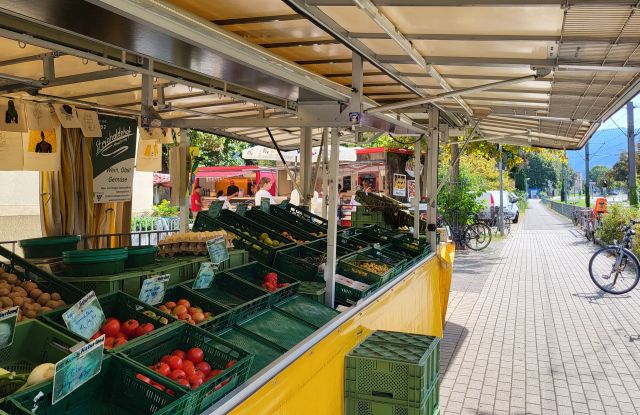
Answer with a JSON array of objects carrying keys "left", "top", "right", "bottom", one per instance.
[
  {"left": 52, "top": 335, "right": 105, "bottom": 404},
  {"left": 139, "top": 274, "right": 170, "bottom": 305},
  {"left": 62, "top": 291, "right": 105, "bottom": 341},
  {"left": 0, "top": 306, "right": 19, "bottom": 349},
  {"left": 192, "top": 262, "right": 216, "bottom": 290}
]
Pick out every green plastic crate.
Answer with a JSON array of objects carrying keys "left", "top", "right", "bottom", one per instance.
[
  {"left": 380, "top": 243, "right": 421, "bottom": 268},
  {"left": 6, "top": 355, "right": 192, "bottom": 415},
  {"left": 38, "top": 291, "right": 176, "bottom": 351},
  {"left": 358, "top": 247, "right": 408, "bottom": 277},
  {"left": 180, "top": 272, "right": 271, "bottom": 325},
  {"left": 213, "top": 210, "right": 294, "bottom": 265},
  {"left": 219, "top": 249, "right": 249, "bottom": 271},
  {"left": 192, "top": 211, "right": 221, "bottom": 232},
  {"left": 118, "top": 323, "right": 253, "bottom": 414},
  {"left": 245, "top": 208, "right": 320, "bottom": 242},
  {"left": 345, "top": 331, "right": 440, "bottom": 406},
  {"left": 275, "top": 203, "right": 336, "bottom": 230},
  {"left": 391, "top": 236, "right": 431, "bottom": 259},
  {"left": 238, "top": 309, "right": 316, "bottom": 350},
  {"left": 338, "top": 254, "right": 394, "bottom": 285},
  {"left": 305, "top": 239, "right": 361, "bottom": 258},
  {"left": 0, "top": 246, "right": 86, "bottom": 305},
  {"left": 161, "top": 285, "right": 232, "bottom": 332},
  {"left": 352, "top": 208, "right": 389, "bottom": 230},
  {"left": 125, "top": 246, "right": 159, "bottom": 268},
  {"left": 335, "top": 278, "right": 379, "bottom": 305},
  {"left": 0, "top": 320, "right": 77, "bottom": 400},
  {"left": 345, "top": 380, "right": 439, "bottom": 415},
  {"left": 274, "top": 295, "right": 338, "bottom": 329},
  {"left": 57, "top": 270, "right": 147, "bottom": 297},
  {"left": 216, "top": 327, "right": 285, "bottom": 377},
  {"left": 62, "top": 248, "right": 129, "bottom": 277},
  {"left": 272, "top": 245, "right": 325, "bottom": 282},
  {"left": 298, "top": 281, "right": 326, "bottom": 304},
  {"left": 227, "top": 262, "right": 299, "bottom": 305},
  {"left": 268, "top": 205, "right": 327, "bottom": 235}
]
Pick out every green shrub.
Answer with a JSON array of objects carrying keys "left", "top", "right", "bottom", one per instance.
[
  {"left": 152, "top": 199, "right": 179, "bottom": 217},
  {"left": 596, "top": 204, "right": 640, "bottom": 257}
]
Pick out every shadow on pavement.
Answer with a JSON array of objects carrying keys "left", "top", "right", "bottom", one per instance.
[
  {"left": 572, "top": 291, "right": 630, "bottom": 303},
  {"left": 440, "top": 321, "right": 468, "bottom": 376}
]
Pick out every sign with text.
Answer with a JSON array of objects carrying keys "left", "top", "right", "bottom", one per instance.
[
  {"left": 193, "top": 262, "right": 216, "bottom": 290},
  {"left": 393, "top": 173, "right": 407, "bottom": 197},
  {"left": 0, "top": 307, "right": 19, "bottom": 349},
  {"left": 207, "top": 237, "right": 229, "bottom": 264},
  {"left": 52, "top": 335, "right": 104, "bottom": 404},
  {"left": 139, "top": 274, "right": 170, "bottom": 305},
  {"left": 62, "top": 291, "right": 105, "bottom": 341},
  {"left": 91, "top": 115, "right": 137, "bottom": 203}
]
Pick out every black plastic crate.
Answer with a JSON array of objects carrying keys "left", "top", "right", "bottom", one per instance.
[
  {"left": 245, "top": 208, "right": 320, "bottom": 243},
  {"left": 227, "top": 262, "right": 299, "bottom": 304}
]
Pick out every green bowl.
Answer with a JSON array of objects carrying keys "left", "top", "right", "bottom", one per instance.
[
  {"left": 62, "top": 248, "right": 129, "bottom": 277},
  {"left": 19, "top": 235, "right": 80, "bottom": 259},
  {"left": 125, "top": 246, "right": 159, "bottom": 268}
]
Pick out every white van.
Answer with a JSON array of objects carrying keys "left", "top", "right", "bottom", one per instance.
[{"left": 477, "top": 191, "right": 520, "bottom": 223}]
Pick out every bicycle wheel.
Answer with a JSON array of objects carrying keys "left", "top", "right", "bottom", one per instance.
[
  {"left": 589, "top": 247, "right": 640, "bottom": 295},
  {"left": 585, "top": 223, "right": 593, "bottom": 241},
  {"left": 464, "top": 223, "right": 492, "bottom": 251}
]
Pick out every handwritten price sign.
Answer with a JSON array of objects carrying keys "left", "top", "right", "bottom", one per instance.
[
  {"left": 138, "top": 274, "right": 170, "bottom": 305},
  {"left": 62, "top": 291, "right": 105, "bottom": 341},
  {"left": 52, "top": 335, "right": 104, "bottom": 404}
]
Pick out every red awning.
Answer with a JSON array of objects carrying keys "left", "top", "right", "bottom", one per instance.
[{"left": 153, "top": 173, "right": 170, "bottom": 185}]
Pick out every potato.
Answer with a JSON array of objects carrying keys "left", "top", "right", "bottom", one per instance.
[
  {"left": 23, "top": 297, "right": 33, "bottom": 304},
  {"left": 50, "top": 292, "right": 61, "bottom": 301},
  {"left": 45, "top": 300, "right": 58, "bottom": 309},
  {"left": 24, "top": 310, "right": 36, "bottom": 319},
  {"left": 0, "top": 288, "right": 10, "bottom": 297},
  {"left": 4, "top": 274, "right": 17, "bottom": 284},
  {"left": 39, "top": 306, "right": 52, "bottom": 313},
  {"left": 29, "top": 289, "right": 42, "bottom": 300},
  {"left": 0, "top": 297, "right": 13, "bottom": 308},
  {"left": 9, "top": 292, "right": 23, "bottom": 300},
  {"left": 37, "top": 293, "right": 51, "bottom": 306},
  {"left": 31, "top": 303, "right": 41, "bottom": 311},
  {"left": 22, "top": 281, "right": 37, "bottom": 293},
  {"left": 12, "top": 296, "right": 24, "bottom": 307}
]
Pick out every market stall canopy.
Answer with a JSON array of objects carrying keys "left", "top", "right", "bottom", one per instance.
[
  {"left": 241, "top": 145, "right": 358, "bottom": 162},
  {"left": 196, "top": 166, "right": 265, "bottom": 179},
  {"left": 0, "top": 1, "right": 638, "bottom": 149}
]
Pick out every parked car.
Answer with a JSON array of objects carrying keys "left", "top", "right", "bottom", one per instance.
[{"left": 477, "top": 191, "right": 520, "bottom": 223}]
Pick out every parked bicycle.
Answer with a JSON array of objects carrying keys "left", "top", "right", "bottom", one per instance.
[
  {"left": 589, "top": 220, "right": 640, "bottom": 294},
  {"left": 438, "top": 212, "right": 492, "bottom": 251},
  {"left": 475, "top": 210, "right": 513, "bottom": 236}
]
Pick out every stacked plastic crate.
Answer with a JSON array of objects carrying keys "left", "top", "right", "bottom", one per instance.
[{"left": 345, "top": 331, "right": 440, "bottom": 415}]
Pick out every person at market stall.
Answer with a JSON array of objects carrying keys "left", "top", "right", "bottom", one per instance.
[
  {"left": 190, "top": 186, "right": 203, "bottom": 215},
  {"left": 254, "top": 177, "right": 275, "bottom": 205},
  {"left": 216, "top": 190, "right": 232, "bottom": 210},
  {"left": 226, "top": 180, "right": 239, "bottom": 198},
  {"left": 361, "top": 179, "right": 372, "bottom": 193},
  {"left": 290, "top": 177, "right": 320, "bottom": 212}
]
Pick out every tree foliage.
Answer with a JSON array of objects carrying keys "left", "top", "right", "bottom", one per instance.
[
  {"left": 590, "top": 165, "right": 610, "bottom": 188},
  {"left": 522, "top": 153, "right": 558, "bottom": 189}
]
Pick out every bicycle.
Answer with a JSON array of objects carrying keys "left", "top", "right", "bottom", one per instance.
[
  {"left": 438, "top": 213, "right": 492, "bottom": 251},
  {"left": 588, "top": 220, "right": 640, "bottom": 295},
  {"left": 584, "top": 209, "right": 602, "bottom": 244}
]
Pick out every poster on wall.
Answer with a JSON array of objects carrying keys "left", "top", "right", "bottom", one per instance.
[
  {"left": 0, "top": 131, "right": 24, "bottom": 170},
  {"left": 77, "top": 109, "right": 102, "bottom": 138},
  {"left": 408, "top": 180, "right": 416, "bottom": 201},
  {"left": 0, "top": 99, "right": 27, "bottom": 133},
  {"left": 91, "top": 115, "right": 137, "bottom": 203},
  {"left": 22, "top": 129, "right": 61, "bottom": 171},
  {"left": 136, "top": 138, "right": 162, "bottom": 172},
  {"left": 26, "top": 103, "right": 57, "bottom": 131},
  {"left": 393, "top": 173, "right": 407, "bottom": 197},
  {"left": 53, "top": 103, "right": 81, "bottom": 128}
]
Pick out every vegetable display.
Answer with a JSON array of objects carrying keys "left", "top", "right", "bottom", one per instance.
[
  {"left": 279, "top": 231, "right": 305, "bottom": 245},
  {"left": 90, "top": 317, "right": 158, "bottom": 350},
  {"left": 0, "top": 267, "right": 66, "bottom": 321},
  {"left": 0, "top": 363, "right": 55, "bottom": 397},
  {"left": 261, "top": 272, "right": 289, "bottom": 292},
  {"left": 157, "top": 299, "right": 215, "bottom": 325}
]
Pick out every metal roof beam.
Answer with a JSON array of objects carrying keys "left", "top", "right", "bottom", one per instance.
[
  {"left": 350, "top": 33, "right": 640, "bottom": 44},
  {"left": 305, "top": 0, "right": 640, "bottom": 6},
  {"left": 212, "top": 14, "right": 304, "bottom": 25},
  {"left": 261, "top": 39, "right": 339, "bottom": 48}
]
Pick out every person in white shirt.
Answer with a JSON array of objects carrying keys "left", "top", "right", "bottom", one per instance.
[
  {"left": 254, "top": 177, "right": 276, "bottom": 206},
  {"left": 290, "top": 178, "right": 319, "bottom": 213},
  {"left": 216, "top": 190, "right": 232, "bottom": 210}
]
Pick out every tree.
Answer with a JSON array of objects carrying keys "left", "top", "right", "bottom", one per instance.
[
  {"left": 189, "top": 130, "right": 252, "bottom": 166},
  {"left": 523, "top": 153, "right": 557, "bottom": 189},
  {"left": 590, "top": 165, "right": 610, "bottom": 189}
]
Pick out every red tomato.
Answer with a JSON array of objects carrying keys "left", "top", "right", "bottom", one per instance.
[
  {"left": 160, "top": 355, "right": 172, "bottom": 364},
  {"left": 171, "top": 350, "right": 186, "bottom": 359},
  {"left": 135, "top": 323, "right": 154, "bottom": 337},
  {"left": 104, "top": 337, "right": 118, "bottom": 350},
  {"left": 196, "top": 362, "right": 211, "bottom": 376},
  {"left": 114, "top": 337, "right": 128, "bottom": 348},
  {"left": 167, "top": 355, "right": 184, "bottom": 371},
  {"left": 136, "top": 373, "right": 151, "bottom": 384},
  {"left": 183, "top": 364, "right": 196, "bottom": 377},
  {"left": 186, "top": 348, "right": 204, "bottom": 364},
  {"left": 182, "top": 359, "right": 195, "bottom": 371},
  {"left": 188, "top": 375, "right": 203, "bottom": 389},
  {"left": 225, "top": 360, "right": 237, "bottom": 369},
  {"left": 115, "top": 332, "right": 128, "bottom": 340},
  {"left": 150, "top": 381, "right": 165, "bottom": 391},
  {"left": 121, "top": 319, "right": 140, "bottom": 338},
  {"left": 176, "top": 378, "right": 190, "bottom": 388},
  {"left": 153, "top": 362, "right": 171, "bottom": 377},
  {"left": 169, "top": 369, "right": 186, "bottom": 380},
  {"left": 101, "top": 319, "right": 121, "bottom": 338},
  {"left": 177, "top": 299, "right": 191, "bottom": 308},
  {"left": 209, "top": 369, "right": 224, "bottom": 378}
]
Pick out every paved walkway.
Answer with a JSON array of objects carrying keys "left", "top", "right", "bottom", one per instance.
[{"left": 441, "top": 200, "right": 640, "bottom": 415}]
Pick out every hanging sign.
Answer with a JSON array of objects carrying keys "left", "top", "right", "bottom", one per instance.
[
  {"left": 92, "top": 115, "right": 137, "bottom": 203},
  {"left": 77, "top": 109, "right": 101, "bottom": 138},
  {"left": 62, "top": 291, "right": 106, "bottom": 341},
  {"left": 26, "top": 103, "right": 57, "bottom": 131},
  {"left": 139, "top": 274, "right": 170, "bottom": 305},
  {"left": 52, "top": 335, "right": 105, "bottom": 404},
  {"left": 53, "top": 103, "right": 81, "bottom": 128},
  {"left": 393, "top": 173, "right": 407, "bottom": 197},
  {"left": 193, "top": 262, "right": 216, "bottom": 290},
  {"left": 0, "top": 131, "right": 24, "bottom": 170},
  {"left": 0, "top": 307, "right": 19, "bottom": 349},
  {"left": 408, "top": 180, "right": 416, "bottom": 201},
  {"left": 0, "top": 98, "right": 27, "bottom": 133},
  {"left": 207, "top": 236, "right": 229, "bottom": 264},
  {"left": 23, "top": 129, "right": 61, "bottom": 172},
  {"left": 136, "top": 138, "right": 161, "bottom": 172}
]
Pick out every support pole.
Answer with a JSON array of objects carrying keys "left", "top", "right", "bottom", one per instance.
[
  {"left": 179, "top": 129, "right": 190, "bottom": 233},
  {"left": 427, "top": 107, "right": 439, "bottom": 248},
  {"left": 413, "top": 138, "right": 421, "bottom": 239},
  {"left": 498, "top": 144, "right": 504, "bottom": 237},
  {"left": 628, "top": 101, "right": 637, "bottom": 206},
  {"left": 322, "top": 128, "right": 329, "bottom": 218},
  {"left": 585, "top": 141, "right": 591, "bottom": 208},
  {"left": 324, "top": 128, "right": 339, "bottom": 307},
  {"left": 300, "top": 127, "right": 313, "bottom": 209}
]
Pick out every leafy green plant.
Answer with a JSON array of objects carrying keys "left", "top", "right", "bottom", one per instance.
[
  {"left": 152, "top": 199, "right": 179, "bottom": 217},
  {"left": 597, "top": 204, "right": 634, "bottom": 244}
]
